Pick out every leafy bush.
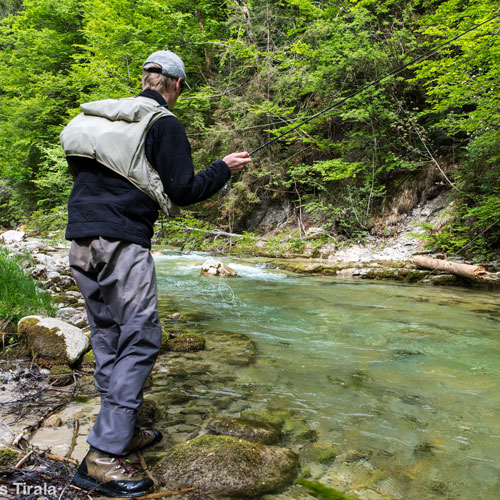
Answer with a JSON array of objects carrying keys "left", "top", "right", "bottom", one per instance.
[{"left": 25, "top": 205, "right": 68, "bottom": 239}]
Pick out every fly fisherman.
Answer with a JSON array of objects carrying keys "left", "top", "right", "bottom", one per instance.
[{"left": 60, "top": 50, "right": 251, "bottom": 497}]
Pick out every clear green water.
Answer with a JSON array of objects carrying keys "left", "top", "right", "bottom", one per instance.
[{"left": 155, "top": 250, "right": 500, "bottom": 499}]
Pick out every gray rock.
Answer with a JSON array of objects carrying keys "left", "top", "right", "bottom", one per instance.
[
  {"left": 0, "top": 230, "right": 25, "bottom": 244},
  {"left": 23, "top": 240, "right": 52, "bottom": 252},
  {"left": 201, "top": 259, "right": 238, "bottom": 277},
  {"left": 48, "top": 275, "right": 74, "bottom": 289},
  {"left": 156, "top": 435, "right": 299, "bottom": 497},
  {"left": 31, "top": 264, "right": 48, "bottom": 278},
  {"left": 56, "top": 307, "right": 88, "bottom": 329},
  {"left": 17, "top": 316, "right": 90, "bottom": 368}
]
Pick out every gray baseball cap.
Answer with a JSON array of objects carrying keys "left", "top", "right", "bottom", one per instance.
[{"left": 143, "top": 50, "right": 191, "bottom": 90}]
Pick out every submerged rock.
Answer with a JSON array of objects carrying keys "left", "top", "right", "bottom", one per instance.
[
  {"left": 167, "top": 333, "right": 205, "bottom": 352},
  {"left": 156, "top": 435, "right": 299, "bottom": 497},
  {"left": 241, "top": 408, "right": 317, "bottom": 443},
  {"left": 17, "top": 316, "right": 89, "bottom": 368},
  {"left": 208, "top": 416, "right": 281, "bottom": 444},
  {"left": 304, "top": 440, "right": 340, "bottom": 465},
  {"left": 283, "top": 417, "right": 317, "bottom": 442},
  {"left": 208, "top": 331, "right": 256, "bottom": 366},
  {"left": 201, "top": 259, "right": 238, "bottom": 277}
]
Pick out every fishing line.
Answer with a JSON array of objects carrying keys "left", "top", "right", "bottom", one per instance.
[
  {"left": 217, "top": 275, "right": 239, "bottom": 305},
  {"left": 249, "top": 12, "right": 500, "bottom": 156}
]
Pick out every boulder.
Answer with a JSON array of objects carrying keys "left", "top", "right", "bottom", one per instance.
[
  {"left": 208, "top": 416, "right": 281, "bottom": 444},
  {"left": 201, "top": 259, "right": 237, "bottom": 277},
  {"left": 0, "top": 230, "right": 25, "bottom": 244},
  {"left": 156, "top": 435, "right": 298, "bottom": 497},
  {"left": 17, "top": 316, "right": 90, "bottom": 368}
]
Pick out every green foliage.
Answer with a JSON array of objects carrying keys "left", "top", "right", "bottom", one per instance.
[
  {"left": 230, "top": 231, "right": 260, "bottom": 256},
  {"left": 0, "top": 0, "right": 498, "bottom": 257},
  {"left": 154, "top": 216, "right": 312, "bottom": 257},
  {"left": 265, "top": 229, "right": 305, "bottom": 257},
  {"left": 0, "top": 0, "right": 22, "bottom": 18},
  {"left": 0, "top": 248, "right": 55, "bottom": 327},
  {"left": 25, "top": 205, "right": 68, "bottom": 239},
  {"left": 412, "top": 0, "right": 500, "bottom": 257}
]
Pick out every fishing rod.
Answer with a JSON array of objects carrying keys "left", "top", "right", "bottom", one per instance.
[{"left": 249, "top": 12, "right": 500, "bottom": 157}]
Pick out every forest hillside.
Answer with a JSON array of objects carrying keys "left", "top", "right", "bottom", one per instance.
[{"left": 0, "top": 0, "right": 498, "bottom": 258}]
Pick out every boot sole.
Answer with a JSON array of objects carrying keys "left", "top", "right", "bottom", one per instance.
[{"left": 72, "top": 470, "right": 153, "bottom": 498}]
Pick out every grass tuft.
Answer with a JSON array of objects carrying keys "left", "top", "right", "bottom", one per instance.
[{"left": 0, "top": 247, "right": 55, "bottom": 328}]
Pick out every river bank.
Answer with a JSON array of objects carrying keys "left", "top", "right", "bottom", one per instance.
[{"left": 152, "top": 191, "right": 500, "bottom": 287}]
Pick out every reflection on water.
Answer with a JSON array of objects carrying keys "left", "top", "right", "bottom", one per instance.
[{"left": 155, "top": 250, "right": 500, "bottom": 499}]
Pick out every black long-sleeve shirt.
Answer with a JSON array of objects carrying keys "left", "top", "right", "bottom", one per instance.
[{"left": 65, "top": 89, "right": 230, "bottom": 248}]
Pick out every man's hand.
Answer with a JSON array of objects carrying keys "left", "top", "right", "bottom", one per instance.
[{"left": 222, "top": 151, "right": 252, "bottom": 173}]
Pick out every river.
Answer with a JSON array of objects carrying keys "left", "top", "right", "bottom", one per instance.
[{"left": 154, "top": 249, "right": 500, "bottom": 499}]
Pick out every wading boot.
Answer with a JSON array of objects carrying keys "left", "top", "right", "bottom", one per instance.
[
  {"left": 128, "top": 428, "right": 163, "bottom": 452},
  {"left": 72, "top": 448, "right": 154, "bottom": 498}
]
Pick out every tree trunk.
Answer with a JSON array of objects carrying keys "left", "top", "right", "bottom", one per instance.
[{"left": 413, "top": 256, "right": 494, "bottom": 280}]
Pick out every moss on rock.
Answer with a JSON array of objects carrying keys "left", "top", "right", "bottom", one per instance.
[
  {"left": 0, "top": 448, "right": 19, "bottom": 468},
  {"left": 167, "top": 333, "right": 205, "bottom": 352},
  {"left": 80, "top": 349, "right": 95, "bottom": 370},
  {"left": 304, "top": 441, "right": 340, "bottom": 465},
  {"left": 208, "top": 416, "right": 281, "bottom": 444},
  {"left": 241, "top": 408, "right": 291, "bottom": 426},
  {"left": 18, "top": 318, "right": 68, "bottom": 368},
  {"left": 160, "top": 327, "right": 170, "bottom": 353},
  {"left": 166, "top": 389, "right": 193, "bottom": 405},
  {"left": 17, "top": 316, "right": 89, "bottom": 368},
  {"left": 77, "top": 374, "right": 98, "bottom": 397},
  {"left": 295, "top": 479, "right": 360, "bottom": 500},
  {"left": 54, "top": 293, "right": 79, "bottom": 306},
  {"left": 283, "top": 418, "right": 317, "bottom": 442},
  {"left": 49, "top": 364, "right": 74, "bottom": 386},
  {"left": 138, "top": 398, "right": 158, "bottom": 427},
  {"left": 208, "top": 331, "right": 256, "bottom": 366},
  {"left": 156, "top": 435, "right": 299, "bottom": 497}
]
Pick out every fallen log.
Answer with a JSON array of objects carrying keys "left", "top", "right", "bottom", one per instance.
[{"left": 413, "top": 256, "right": 496, "bottom": 280}]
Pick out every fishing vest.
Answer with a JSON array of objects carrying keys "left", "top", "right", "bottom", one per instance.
[{"left": 59, "top": 95, "right": 180, "bottom": 217}]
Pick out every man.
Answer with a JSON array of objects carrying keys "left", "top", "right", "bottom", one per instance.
[{"left": 60, "top": 50, "right": 251, "bottom": 497}]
